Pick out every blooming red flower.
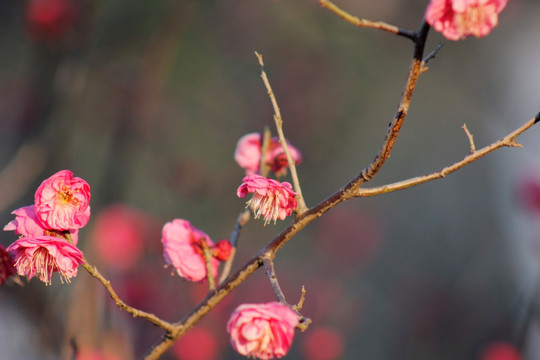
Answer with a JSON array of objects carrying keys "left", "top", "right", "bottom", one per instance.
[
  {"left": 161, "top": 219, "right": 219, "bottom": 282},
  {"left": 237, "top": 174, "right": 297, "bottom": 225},
  {"left": 0, "top": 245, "right": 18, "bottom": 286},
  {"left": 34, "top": 170, "right": 91, "bottom": 231},
  {"left": 227, "top": 302, "right": 299, "bottom": 360},
  {"left": 425, "top": 0, "right": 509, "bottom": 41},
  {"left": 4, "top": 205, "right": 79, "bottom": 244},
  {"left": 7, "top": 236, "right": 84, "bottom": 284},
  {"left": 234, "top": 133, "right": 302, "bottom": 176}
]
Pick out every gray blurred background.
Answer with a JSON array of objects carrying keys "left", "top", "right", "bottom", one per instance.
[{"left": 1, "top": 0, "right": 539, "bottom": 359}]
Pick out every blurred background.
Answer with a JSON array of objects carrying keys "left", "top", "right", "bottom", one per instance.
[{"left": 1, "top": 0, "right": 539, "bottom": 359}]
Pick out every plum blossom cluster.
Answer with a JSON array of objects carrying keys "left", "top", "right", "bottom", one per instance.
[
  {"left": 3, "top": 170, "right": 90, "bottom": 284},
  {"left": 425, "top": 0, "right": 509, "bottom": 40},
  {"left": 161, "top": 219, "right": 231, "bottom": 282},
  {"left": 235, "top": 132, "right": 300, "bottom": 225}
]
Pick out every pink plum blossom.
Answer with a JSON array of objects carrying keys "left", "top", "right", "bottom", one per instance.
[
  {"left": 34, "top": 170, "right": 91, "bottom": 231},
  {"left": 227, "top": 302, "right": 299, "bottom": 360},
  {"left": 161, "top": 219, "right": 219, "bottom": 282},
  {"left": 4, "top": 205, "right": 79, "bottom": 244},
  {"left": 237, "top": 174, "right": 297, "bottom": 225},
  {"left": 234, "top": 133, "right": 302, "bottom": 176},
  {"left": 0, "top": 245, "right": 18, "bottom": 286},
  {"left": 7, "top": 235, "right": 84, "bottom": 284},
  {"left": 425, "top": 0, "right": 509, "bottom": 41}
]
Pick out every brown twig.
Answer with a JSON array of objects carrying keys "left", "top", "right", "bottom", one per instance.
[
  {"left": 263, "top": 256, "right": 311, "bottom": 331},
  {"left": 218, "top": 209, "right": 250, "bottom": 284},
  {"left": 319, "top": 0, "right": 416, "bottom": 40},
  {"left": 81, "top": 261, "right": 174, "bottom": 332},
  {"left": 294, "top": 286, "right": 307, "bottom": 312},
  {"left": 354, "top": 114, "right": 539, "bottom": 197},
  {"left": 263, "top": 256, "right": 287, "bottom": 304},
  {"left": 255, "top": 51, "right": 308, "bottom": 214},
  {"left": 200, "top": 239, "right": 216, "bottom": 292},
  {"left": 462, "top": 123, "right": 476, "bottom": 154}
]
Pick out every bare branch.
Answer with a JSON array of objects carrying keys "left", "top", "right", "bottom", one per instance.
[
  {"left": 462, "top": 123, "right": 476, "bottom": 154},
  {"left": 255, "top": 51, "right": 308, "bottom": 214},
  {"left": 319, "top": 0, "right": 416, "bottom": 40},
  {"left": 200, "top": 239, "right": 216, "bottom": 292},
  {"left": 355, "top": 114, "right": 539, "bottom": 197},
  {"left": 81, "top": 261, "right": 174, "bottom": 332},
  {"left": 294, "top": 286, "right": 307, "bottom": 312}
]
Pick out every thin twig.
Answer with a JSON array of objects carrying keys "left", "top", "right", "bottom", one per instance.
[
  {"left": 294, "top": 286, "right": 307, "bottom": 312},
  {"left": 260, "top": 126, "right": 272, "bottom": 177},
  {"left": 319, "top": 0, "right": 416, "bottom": 40},
  {"left": 219, "top": 209, "right": 250, "bottom": 284},
  {"left": 423, "top": 42, "right": 444, "bottom": 64},
  {"left": 462, "top": 123, "right": 476, "bottom": 154},
  {"left": 255, "top": 51, "right": 308, "bottom": 214},
  {"left": 200, "top": 239, "right": 216, "bottom": 292},
  {"left": 81, "top": 261, "right": 174, "bottom": 332},
  {"left": 355, "top": 115, "right": 539, "bottom": 197},
  {"left": 263, "top": 256, "right": 312, "bottom": 331},
  {"left": 140, "top": 16, "right": 539, "bottom": 359},
  {"left": 263, "top": 256, "right": 287, "bottom": 303}
]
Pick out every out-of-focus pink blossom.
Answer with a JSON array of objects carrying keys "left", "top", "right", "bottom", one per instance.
[
  {"left": 0, "top": 245, "right": 18, "bottom": 286},
  {"left": 92, "top": 204, "right": 147, "bottom": 271},
  {"left": 7, "top": 235, "right": 84, "bottom": 284},
  {"left": 227, "top": 302, "right": 298, "bottom": 360},
  {"left": 237, "top": 175, "right": 297, "bottom": 225},
  {"left": 480, "top": 341, "right": 521, "bottom": 360},
  {"left": 3, "top": 205, "right": 79, "bottom": 244},
  {"left": 34, "top": 170, "right": 91, "bottom": 231},
  {"left": 425, "top": 0, "right": 509, "bottom": 41},
  {"left": 161, "top": 219, "right": 219, "bottom": 282},
  {"left": 301, "top": 326, "right": 345, "bottom": 360},
  {"left": 518, "top": 176, "right": 540, "bottom": 214},
  {"left": 234, "top": 133, "right": 302, "bottom": 176},
  {"left": 173, "top": 327, "right": 219, "bottom": 360},
  {"left": 234, "top": 133, "right": 262, "bottom": 175},
  {"left": 26, "top": 0, "right": 77, "bottom": 44},
  {"left": 212, "top": 239, "right": 232, "bottom": 261}
]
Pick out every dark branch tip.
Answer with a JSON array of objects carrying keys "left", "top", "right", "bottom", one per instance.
[{"left": 534, "top": 111, "right": 540, "bottom": 124}]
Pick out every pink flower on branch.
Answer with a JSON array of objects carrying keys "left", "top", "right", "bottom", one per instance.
[
  {"left": 237, "top": 174, "right": 298, "bottom": 225},
  {"left": 161, "top": 219, "right": 219, "bottom": 282},
  {"left": 34, "top": 170, "right": 91, "bottom": 231},
  {"left": 7, "top": 236, "right": 84, "bottom": 284},
  {"left": 234, "top": 133, "right": 302, "bottom": 176},
  {"left": 227, "top": 302, "right": 299, "bottom": 360},
  {"left": 425, "top": 0, "right": 509, "bottom": 41},
  {"left": 4, "top": 205, "right": 79, "bottom": 244}
]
